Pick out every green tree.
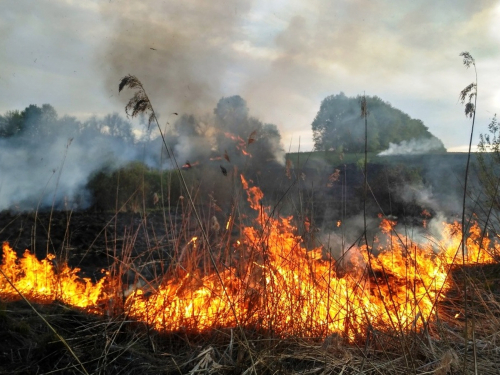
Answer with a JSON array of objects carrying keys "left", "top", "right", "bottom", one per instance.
[
  {"left": 0, "top": 110, "right": 24, "bottom": 137},
  {"left": 0, "top": 104, "right": 62, "bottom": 140},
  {"left": 22, "top": 104, "right": 58, "bottom": 140},
  {"left": 312, "top": 93, "right": 446, "bottom": 153},
  {"left": 477, "top": 115, "right": 500, "bottom": 215}
]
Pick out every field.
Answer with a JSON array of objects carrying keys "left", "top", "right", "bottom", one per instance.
[{"left": 1, "top": 148, "right": 500, "bottom": 374}]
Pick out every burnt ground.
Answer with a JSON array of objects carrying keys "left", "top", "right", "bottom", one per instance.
[{"left": 0, "top": 210, "right": 188, "bottom": 281}]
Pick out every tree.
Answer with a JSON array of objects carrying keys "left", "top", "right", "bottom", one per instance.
[
  {"left": 81, "top": 113, "right": 134, "bottom": 142},
  {"left": 0, "top": 110, "right": 24, "bottom": 137},
  {"left": 0, "top": 104, "right": 61, "bottom": 140},
  {"left": 312, "top": 93, "right": 446, "bottom": 153},
  {"left": 213, "top": 95, "right": 284, "bottom": 166},
  {"left": 22, "top": 104, "right": 58, "bottom": 140},
  {"left": 477, "top": 115, "right": 500, "bottom": 218}
]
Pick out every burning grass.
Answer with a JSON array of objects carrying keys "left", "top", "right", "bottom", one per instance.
[{"left": 1, "top": 176, "right": 500, "bottom": 373}]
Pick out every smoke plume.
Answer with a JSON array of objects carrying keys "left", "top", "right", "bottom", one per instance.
[
  {"left": 378, "top": 138, "right": 446, "bottom": 156},
  {"left": 0, "top": 97, "right": 285, "bottom": 212},
  {"left": 0, "top": 111, "right": 147, "bottom": 211}
]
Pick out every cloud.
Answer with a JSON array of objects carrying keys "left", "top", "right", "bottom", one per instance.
[{"left": 2, "top": 0, "right": 500, "bottom": 152}]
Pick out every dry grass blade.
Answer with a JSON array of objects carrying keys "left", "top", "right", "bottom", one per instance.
[
  {"left": 119, "top": 74, "right": 142, "bottom": 92},
  {"left": 457, "top": 51, "right": 479, "bottom": 374},
  {"left": 119, "top": 75, "right": 155, "bottom": 129},
  {"left": 459, "top": 83, "right": 477, "bottom": 118},
  {"left": 118, "top": 75, "right": 258, "bottom": 374},
  {"left": 459, "top": 83, "right": 476, "bottom": 104},
  {"left": 434, "top": 349, "right": 459, "bottom": 375},
  {"left": 0, "top": 267, "right": 89, "bottom": 375},
  {"left": 359, "top": 96, "right": 369, "bottom": 118},
  {"left": 285, "top": 158, "right": 292, "bottom": 179}
]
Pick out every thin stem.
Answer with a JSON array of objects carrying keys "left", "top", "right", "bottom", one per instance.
[
  {"left": 128, "top": 80, "right": 257, "bottom": 374},
  {"left": 461, "top": 58, "right": 478, "bottom": 375}
]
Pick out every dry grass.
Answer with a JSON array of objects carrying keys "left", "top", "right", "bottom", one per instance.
[
  {"left": 1, "top": 290, "right": 499, "bottom": 374},
  {"left": 1, "top": 185, "right": 500, "bottom": 374},
  {"left": 2, "top": 69, "right": 500, "bottom": 374}
]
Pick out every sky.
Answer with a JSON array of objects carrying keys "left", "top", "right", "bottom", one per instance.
[{"left": 1, "top": 0, "right": 500, "bottom": 152}]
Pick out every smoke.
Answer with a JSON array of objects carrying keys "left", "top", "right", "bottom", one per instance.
[
  {"left": 378, "top": 138, "right": 446, "bottom": 156},
  {"left": 162, "top": 95, "right": 285, "bottom": 168},
  {"left": 99, "top": 0, "right": 252, "bottom": 119},
  {"left": 93, "top": 0, "right": 499, "bottom": 151},
  {"left": 0, "top": 97, "right": 285, "bottom": 212},
  {"left": 0, "top": 111, "right": 149, "bottom": 211}
]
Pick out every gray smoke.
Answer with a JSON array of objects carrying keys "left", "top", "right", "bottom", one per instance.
[
  {"left": 99, "top": 0, "right": 252, "bottom": 120},
  {"left": 163, "top": 95, "right": 285, "bottom": 168},
  {"left": 0, "top": 97, "right": 285, "bottom": 212},
  {"left": 378, "top": 138, "right": 446, "bottom": 156},
  {"left": 0, "top": 111, "right": 150, "bottom": 211}
]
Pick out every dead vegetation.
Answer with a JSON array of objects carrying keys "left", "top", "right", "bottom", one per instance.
[{"left": 2, "top": 63, "right": 500, "bottom": 374}]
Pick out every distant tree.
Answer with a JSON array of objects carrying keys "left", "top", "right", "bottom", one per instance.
[
  {"left": 0, "top": 106, "right": 137, "bottom": 147},
  {"left": 102, "top": 113, "right": 134, "bottom": 142},
  {"left": 312, "top": 93, "right": 446, "bottom": 153},
  {"left": 253, "top": 123, "right": 284, "bottom": 163},
  {"left": 174, "top": 114, "right": 210, "bottom": 138},
  {"left": 0, "top": 110, "right": 24, "bottom": 137},
  {"left": 214, "top": 95, "right": 250, "bottom": 135},
  {"left": 0, "top": 104, "right": 63, "bottom": 140},
  {"left": 477, "top": 115, "right": 500, "bottom": 214},
  {"left": 213, "top": 95, "right": 284, "bottom": 165},
  {"left": 81, "top": 113, "right": 134, "bottom": 143},
  {"left": 22, "top": 104, "right": 58, "bottom": 140}
]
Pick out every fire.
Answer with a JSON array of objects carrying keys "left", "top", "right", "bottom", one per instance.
[
  {"left": 1, "top": 178, "right": 498, "bottom": 340},
  {"left": 442, "top": 221, "right": 496, "bottom": 264},
  {"left": 181, "top": 161, "right": 200, "bottom": 170},
  {"left": 223, "top": 131, "right": 252, "bottom": 157},
  {"left": 0, "top": 243, "right": 106, "bottom": 310}
]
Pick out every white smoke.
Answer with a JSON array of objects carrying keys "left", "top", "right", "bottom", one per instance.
[
  {"left": 378, "top": 138, "right": 445, "bottom": 156},
  {"left": 0, "top": 136, "right": 141, "bottom": 211},
  {"left": 0, "top": 111, "right": 156, "bottom": 211},
  {"left": 0, "top": 98, "right": 285, "bottom": 212}
]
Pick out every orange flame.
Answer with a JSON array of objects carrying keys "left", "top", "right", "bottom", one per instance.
[
  {"left": 0, "top": 243, "right": 106, "bottom": 310},
  {"left": 241, "top": 149, "right": 252, "bottom": 157},
  {"left": 1, "top": 180, "right": 498, "bottom": 340},
  {"left": 223, "top": 132, "right": 252, "bottom": 157}
]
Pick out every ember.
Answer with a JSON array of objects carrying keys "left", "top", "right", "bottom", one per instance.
[{"left": 181, "top": 160, "right": 200, "bottom": 170}]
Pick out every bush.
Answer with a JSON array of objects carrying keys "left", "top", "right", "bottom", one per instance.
[{"left": 86, "top": 162, "right": 183, "bottom": 212}]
